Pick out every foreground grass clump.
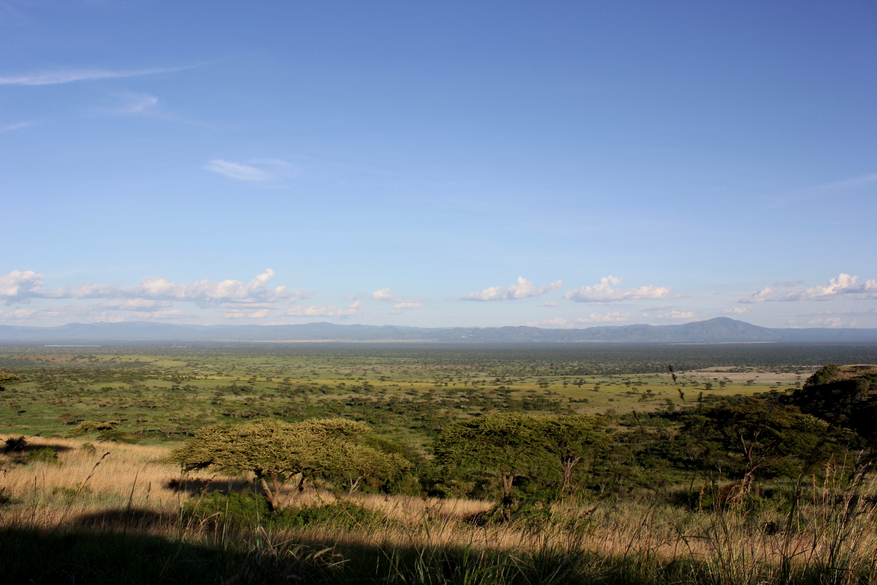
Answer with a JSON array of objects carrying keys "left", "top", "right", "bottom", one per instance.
[{"left": 2, "top": 435, "right": 877, "bottom": 584}]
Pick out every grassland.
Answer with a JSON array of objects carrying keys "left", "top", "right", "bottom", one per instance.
[
  {"left": 1, "top": 343, "right": 876, "bottom": 583},
  {"left": 0, "top": 343, "right": 857, "bottom": 443}
]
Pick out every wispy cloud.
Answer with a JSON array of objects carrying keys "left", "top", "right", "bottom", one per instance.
[
  {"left": 525, "top": 312, "right": 629, "bottom": 328},
  {"left": 723, "top": 307, "right": 751, "bottom": 314},
  {"left": 0, "top": 302, "right": 191, "bottom": 323},
  {"left": 807, "top": 317, "right": 855, "bottom": 328},
  {"left": 118, "top": 93, "right": 158, "bottom": 114},
  {"left": 565, "top": 276, "right": 670, "bottom": 304},
  {"left": 203, "top": 158, "right": 296, "bottom": 182},
  {"left": 0, "top": 121, "right": 36, "bottom": 133},
  {"left": 740, "top": 273, "right": 877, "bottom": 303},
  {"left": 464, "top": 277, "right": 562, "bottom": 301},
  {"left": 649, "top": 310, "right": 695, "bottom": 320},
  {"left": 286, "top": 301, "right": 363, "bottom": 318},
  {"left": 203, "top": 160, "right": 271, "bottom": 181},
  {"left": 0, "top": 65, "right": 194, "bottom": 86},
  {"left": 772, "top": 172, "right": 877, "bottom": 206}
]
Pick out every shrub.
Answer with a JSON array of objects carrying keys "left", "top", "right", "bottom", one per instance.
[
  {"left": 185, "top": 491, "right": 391, "bottom": 531},
  {"left": 4, "top": 436, "right": 26, "bottom": 453},
  {"left": 26, "top": 447, "right": 60, "bottom": 465}
]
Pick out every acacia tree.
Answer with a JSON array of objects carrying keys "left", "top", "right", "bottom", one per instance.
[
  {"left": 435, "top": 413, "right": 609, "bottom": 517},
  {"left": 541, "top": 415, "right": 608, "bottom": 493},
  {"left": 171, "top": 418, "right": 408, "bottom": 510},
  {"left": 434, "top": 413, "right": 552, "bottom": 516},
  {"left": 682, "top": 398, "right": 833, "bottom": 498}
]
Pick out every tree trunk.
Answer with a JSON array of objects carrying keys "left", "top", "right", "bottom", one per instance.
[
  {"left": 258, "top": 474, "right": 281, "bottom": 512},
  {"left": 561, "top": 456, "right": 582, "bottom": 493}
]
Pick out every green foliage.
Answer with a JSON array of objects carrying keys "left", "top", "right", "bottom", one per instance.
[
  {"left": 26, "top": 446, "right": 60, "bottom": 465},
  {"left": 172, "top": 418, "right": 410, "bottom": 509},
  {"left": 0, "top": 370, "right": 20, "bottom": 391},
  {"left": 434, "top": 413, "right": 608, "bottom": 512},
  {"left": 52, "top": 483, "right": 91, "bottom": 498},
  {"left": 71, "top": 420, "right": 120, "bottom": 435},
  {"left": 789, "top": 364, "right": 877, "bottom": 444},
  {"left": 186, "top": 491, "right": 390, "bottom": 531},
  {"left": 679, "top": 398, "right": 835, "bottom": 489},
  {"left": 435, "top": 413, "right": 557, "bottom": 502}
]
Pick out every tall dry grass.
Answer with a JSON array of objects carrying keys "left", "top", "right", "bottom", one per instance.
[{"left": 2, "top": 434, "right": 877, "bottom": 584}]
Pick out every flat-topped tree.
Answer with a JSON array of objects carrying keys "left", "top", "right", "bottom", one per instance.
[
  {"left": 0, "top": 371, "right": 20, "bottom": 392},
  {"left": 435, "top": 413, "right": 553, "bottom": 515},
  {"left": 435, "top": 413, "right": 612, "bottom": 518},
  {"left": 541, "top": 415, "right": 609, "bottom": 493},
  {"left": 171, "top": 418, "right": 408, "bottom": 510}
]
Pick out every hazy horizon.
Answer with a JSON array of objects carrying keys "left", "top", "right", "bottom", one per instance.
[{"left": 2, "top": 2, "right": 875, "bottom": 330}]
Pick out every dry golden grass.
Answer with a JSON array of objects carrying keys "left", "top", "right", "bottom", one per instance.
[{"left": 2, "top": 433, "right": 877, "bottom": 582}]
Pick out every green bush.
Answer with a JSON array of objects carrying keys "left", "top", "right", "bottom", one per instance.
[
  {"left": 185, "top": 491, "right": 391, "bottom": 531},
  {"left": 52, "top": 483, "right": 91, "bottom": 498},
  {"left": 26, "top": 447, "right": 60, "bottom": 465}
]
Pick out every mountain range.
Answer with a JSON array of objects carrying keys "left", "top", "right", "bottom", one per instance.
[{"left": 1, "top": 318, "right": 876, "bottom": 344}]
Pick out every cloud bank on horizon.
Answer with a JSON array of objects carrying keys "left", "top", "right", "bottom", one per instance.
[
  {"left": 1, "top": 269, "right": 874, "bottom": 330},
  {"left": 1, "top": 3, "right": 874, "bottom": 329}
]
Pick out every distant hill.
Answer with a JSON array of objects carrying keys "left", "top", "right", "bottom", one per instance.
[{"left": 1, "top": 317, "right": 877, "bottom": 344}]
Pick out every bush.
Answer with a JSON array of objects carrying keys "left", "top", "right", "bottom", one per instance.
[
  {"left": 185, "top": 491, "right": 391, "bottom": 531},
  {"left": 26, "top": 447, "right": 59, "bottom": 465},
  {"left": 4, "top": 436, "right": 26, "bottom": 453},
  {"left": 52, "top": 483, "right": 91, "bottom": 498}
]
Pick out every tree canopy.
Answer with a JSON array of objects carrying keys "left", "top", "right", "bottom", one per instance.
[
  {"left": 171, "top": 418, "right": 409, "bottom": 510},
  {"left": 434, "top": 413, "right": 607, "bottom": 516}
]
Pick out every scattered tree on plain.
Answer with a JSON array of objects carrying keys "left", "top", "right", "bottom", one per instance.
[{"left": 172, "top": 418, "right": 409, "bottom": 510}]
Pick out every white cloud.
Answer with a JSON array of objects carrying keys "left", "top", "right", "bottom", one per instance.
[
  {"left": 526, "top": 317, "right": 571, "bottom": 328},
  {"left": 525, "top": 313, "right": 629, "bottom": 328},
  {"left": 119, "top": 93, "right": 158, "bottom": 114},
  {"left": 808, "top": 317, "right": 855, "bottom": 329},
  {"left": 0, "top": 66, "right": 192, "bottom": 86},
  {"left": 565, "top": 276, "right": 671, "bottom": 303},
  {"left": 372, "top": 288, "right": 394, "bottom": 301},
  {"left": 0, "top": 121, "right": 36, "bottom": 133},
  {"left": 203, "top": 158, "right": 296, "bottom": 182},
  {"left": 578, "top": 312, "right": 629, "bottom": 323},
  {"left": 540, "top": 301, "right": 558, "bottom": 307},
  {"left": 740, "top": 273, "right": 877, "bottom": 303},
  {"left": 0, "top": 269, "right": 302, "bottom": 311},
  {"left": 224, "top": 308, "right": 271, "bottom": 319},
  {"left": 653, "top": 310, "right": 695, "bottom": 320},
  {"left": 0, "top": 308, "right": 37, "bottom": 321},
  {"left": 286, "top": 301, "right": 363, "bottom": 318},
  {"left": 371, "top": 288, "right": 425, "bottom": 312},
  {"left": 723, "top": 307, "right": 751, "bottom": 314},
  {"left": 135, "top": 309, "right": 189, "bottom": 320},
  {"left": 0, "top": 270, "right": 45, "bottom": 304},
  {"left": 464, "top": 277, "right": 562, "bottom": 301},
  {"left": 100, "top": 299, "right": 172, "bottom": 312},
  {"left": 204, "top": 159, "right": 271, "bottom": 181}
]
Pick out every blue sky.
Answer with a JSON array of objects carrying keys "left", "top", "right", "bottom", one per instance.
[{"left": 1, "top": 1, "right": 876, "bottom": 329}]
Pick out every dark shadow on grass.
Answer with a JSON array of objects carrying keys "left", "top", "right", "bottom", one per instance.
[
  {"left": 166, "top": 477, "right": 256, "bottom": 496},
  {"left": 3, "top": 440, "right": 74, "bottom": 455},
  {"left": 2, "top": 507, "right": 865, "bottom": 585},
  {"left": 73, "top": 507, "right": 176, "bottom": 530}
]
